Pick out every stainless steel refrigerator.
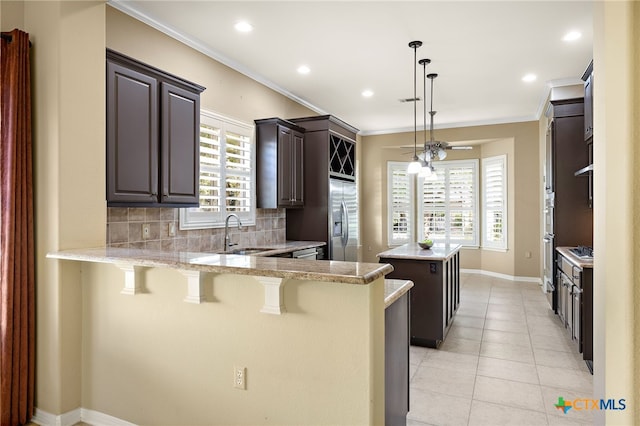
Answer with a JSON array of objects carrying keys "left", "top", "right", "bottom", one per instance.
[{"left": 329, "top": 179, "right": 358, "bottom": 261}]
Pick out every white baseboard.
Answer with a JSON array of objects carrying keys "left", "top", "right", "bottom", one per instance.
[
  {"left": 461, "top": 268, "right": 542, "bottom": 284},
  {"left": 32, "top": 408, "right": 136, "bottom": 426}
]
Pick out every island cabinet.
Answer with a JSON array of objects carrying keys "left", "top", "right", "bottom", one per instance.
[
  {"left": 106, "top": 49, "right": 205, "bottom": 207},
  {"left": 385, "top": 280, "right": 412, "bottom": 426},
  {"left": 378, "top": 243, "right": 461, "bottom": 348},
  {"left": 255, "top": 118, "right": 305, "bottom": 208}
]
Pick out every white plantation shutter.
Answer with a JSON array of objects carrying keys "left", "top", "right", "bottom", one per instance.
[
  {"left": 223, "top": 131, "right": 252, "bottom": 214},
  {"left": 419, "top": 160, "right": 479, "bottom": 246},
  {"left": 198, "top": 124, "right": 221, "bottom": 212},
  {"left": 387, "top": 162, "right": 413, "bottom": 245},
  {"left": 421, "top": 174, "right": 446, "bottom": 240},
  {"left": 180, "top": 110, "right": 255, "bottom": 229},
  {"left": 482, "top": 155, "right": 507, "bottom": 249}
]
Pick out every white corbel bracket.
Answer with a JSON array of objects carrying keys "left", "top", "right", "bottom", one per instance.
[
  {"left": 115, "top": 263, "right": 145, "bottom": 295},
  {"left": 256, "top": 276, "right": 286, "bottom": 315},
  {"left": 179, "top": 269, "right": 206, "bottom": 304}
]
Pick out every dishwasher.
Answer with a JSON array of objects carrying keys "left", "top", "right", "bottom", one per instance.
[
  {"left": 292, "top": 247, "right": 319, "bottom": 260},
  {"left": 270, "top": 247, "right": 320, "bottom": 260}
]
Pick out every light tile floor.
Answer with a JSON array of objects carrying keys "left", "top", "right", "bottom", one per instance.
[{"left": 407, "top": 272, "right": 593, "bottom": 426}]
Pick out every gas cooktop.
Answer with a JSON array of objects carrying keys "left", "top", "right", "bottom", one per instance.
[{"left": 569, "top": 245, "right": 593, "bottom": 259}]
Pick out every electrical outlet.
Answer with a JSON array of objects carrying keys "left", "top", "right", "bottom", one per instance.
[
  {"left": 234, "top": 366, "right": 246, "bottom": 390},
  {"left": 168, "top": 222, "right": 176, "bottom": 237},
  {"left": 142, "top": 223, "right": 151, "bottom": 239}
]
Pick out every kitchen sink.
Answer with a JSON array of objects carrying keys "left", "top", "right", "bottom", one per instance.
[{"left": 228, "top": 247, "right": 273, "bottom": 255}]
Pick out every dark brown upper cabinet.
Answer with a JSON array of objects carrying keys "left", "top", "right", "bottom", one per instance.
[
  {"left": 106, "top": 49, "right": 205, "bottom": 207},
  {"left": 255, "top": 118, "right": 305, "bottom": 208}
]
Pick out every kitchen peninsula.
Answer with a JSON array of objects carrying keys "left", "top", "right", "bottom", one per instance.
[
  {"left": 378, "top": 243, "right": 461, "bottom": 348},
  {"left": 46, "top": 247, "right": 410, "bottom": 425}
]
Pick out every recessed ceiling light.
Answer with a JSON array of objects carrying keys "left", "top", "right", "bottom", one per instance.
[
  {"left": 234, "top": 21, "right": 253, "bottom": 33},
  {"left": 522, "top": 73, "right": 537, "bottom": 83},
  {"left": 297, "top": 65, "right": 310, "bottom": 75},
  {"left": 563, "top": 31, "right": 582, "bottom": 42},
  {"left": 362, "top": 90, "right": 374, "bottom": 98}
]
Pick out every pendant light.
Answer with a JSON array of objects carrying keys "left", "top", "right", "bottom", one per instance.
[
  {"left": 407, "top": 40, "right": 422, "bottom": 174},
  {"left": 426, "top": 72, "right": 448, "bottom": 161},
  {"left": 418, "top": 58, "right": 432, "bottom": 177}
]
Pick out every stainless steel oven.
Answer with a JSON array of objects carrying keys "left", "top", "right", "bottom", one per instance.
[{"left": 543, "top": 192, "right": 555, "bottom": 309}]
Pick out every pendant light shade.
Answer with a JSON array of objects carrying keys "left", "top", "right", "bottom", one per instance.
[{"left": 407, "top": 40, "right": 422, "bottom": 174}]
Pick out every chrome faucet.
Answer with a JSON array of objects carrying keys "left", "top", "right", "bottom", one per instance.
[{"left": 224, "top": 213, "right": 243, "bottom": 252}]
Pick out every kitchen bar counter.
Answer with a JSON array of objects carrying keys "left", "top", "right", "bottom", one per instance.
[{"left": 47, "top": 247, "right": 393, "bottom": 285}]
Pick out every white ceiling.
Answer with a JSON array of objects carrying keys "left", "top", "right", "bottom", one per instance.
[{"left": 109, "top": 1, "right": 593, "bottom": 135}]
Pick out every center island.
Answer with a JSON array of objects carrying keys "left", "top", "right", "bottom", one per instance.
[{"left": 378, "top": 243, "right": 462, "bottom": 348}]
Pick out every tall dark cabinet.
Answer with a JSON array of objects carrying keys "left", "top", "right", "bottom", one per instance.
[
  {"left": 106, "top": 49, "right": 205, "bottom": 207},
  {"left": 578, "top": 60, "right": 594, "bottom": 207},
  {"left": 255, "top": 118, "right": 305, "bottom": 209},
  {"left": 286, "top": 115, "right": 358, "bottom": 260},
  {"left": 551, "top": 99, "right": 593, "bottom": 247},
  {"left": 544, "top": 98, "right": 593, "bottom": 311}
]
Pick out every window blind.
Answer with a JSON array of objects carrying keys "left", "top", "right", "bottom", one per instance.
[
  {"left": 482, "top": 155, "right": 507, "bottom": 249},
  {"left": 180, "top": 110, "right": 255, "bottom": 229}
]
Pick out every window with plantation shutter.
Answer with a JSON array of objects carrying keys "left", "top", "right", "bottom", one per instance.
[
  {"left": 180, "top": 110, "right": 255, "bottom": 229},
  {"left": 387, "top": 159, "right": 479, "bottom": 247},
  {"left": 419, "top": 160, "right": 479, "bottom": 246},
  {"left": 482, "top": 155, "right": 507, "bottom": 250},
  {"left": 387, "top": 162, "right": 414, "bottom": 245}
]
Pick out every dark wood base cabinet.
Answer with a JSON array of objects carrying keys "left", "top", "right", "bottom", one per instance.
[
  {"left": 556, "top": 248, "right": 593, "bottom": 374},
  {"left": 379, "top": 249, "right": 460, "bottom": 348},
  {"left": 385, "top": 291, "right": 410, "bottom": 426}
]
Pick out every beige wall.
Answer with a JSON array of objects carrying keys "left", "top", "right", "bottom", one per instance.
[
  {"left": 1, "top": 0, "right": 107, "bottom": 414},
  {"left": 80, "top": 264, "right": 384, "bottom": 424},
  {"left": 360, "top": 121, "right": 539, "bottom": 279},
  {"left": 1, "top": 0, "right": 24, "bottom": 28},
  {"left": 106, "top": 7, "right": 315, "bottom": 126},
  {"left": 593, "top": 1, "right": 638, "bottom": 424}
]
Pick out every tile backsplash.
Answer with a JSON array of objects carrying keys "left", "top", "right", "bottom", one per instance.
[{"left": 107, "top": 208, "right": 286, "bottom": 252}]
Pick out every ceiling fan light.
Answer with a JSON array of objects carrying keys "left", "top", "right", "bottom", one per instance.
[
  {"left": 408, "top": 160, "right": 422, "bottom": 174},
  {"left": 419, "top": 164, "right": 432, "bottom": 177},
  {"left": 438, "top": 148, "right": 447, "bottom": 160}
]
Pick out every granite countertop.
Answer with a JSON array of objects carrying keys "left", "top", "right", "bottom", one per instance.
[
  {"left": 47, "top": 247, "right": 394, "bottom": 285},
  {"left": 556, "top": 246, "right": 594, "bottom": 269},
  {"left": 384, "top": 279, "right": 413, "bottom": 308},
  {"left": 377, "top": 242, "right": 462, "bottom": 261}
]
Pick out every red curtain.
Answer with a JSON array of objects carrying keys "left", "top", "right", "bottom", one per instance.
[{"left": 0, "top": 29, "right": 35, "bottom": 425}]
